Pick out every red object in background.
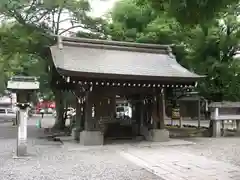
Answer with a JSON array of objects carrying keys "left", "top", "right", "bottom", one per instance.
[
  {"left": 36, "top": 101, "right": 55, "bottom": 113},
  {"left": 49, "top": 102, "right": 56, "bottom": 108}
]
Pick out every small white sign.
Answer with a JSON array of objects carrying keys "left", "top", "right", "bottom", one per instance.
[
  {"left": 7, "top": 81, "right": 39, "bottom": 90},
  {"left": 18, "top": 110, "right": 27, "bottom": 143}
]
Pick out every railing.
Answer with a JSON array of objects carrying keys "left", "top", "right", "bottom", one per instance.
[
  {"left": 214, "top": 115, "right": 240, "bottom": 120},
  {"left": 210, "top": 107, "right": 240, "bottom": 137}
]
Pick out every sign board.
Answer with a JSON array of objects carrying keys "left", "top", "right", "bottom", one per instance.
[
  {"left": 18, "top": 110, "right": 27, "bottom": 140},
  {"left": 171, "top": 108, "right": 180, "bottom": 120},
  {"left": 7, "top": 76, "right": 39, "bottom": 90},
  {"left": 7, "top": 81, "right": 39, "bottom": 90}
]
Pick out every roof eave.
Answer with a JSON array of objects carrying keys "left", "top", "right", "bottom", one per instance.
[{"left": 56, "top": 68, "right": 201, "bottom": 83}]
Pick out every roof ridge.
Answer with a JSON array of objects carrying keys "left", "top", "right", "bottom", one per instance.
[
  {"left": 56, "top": 35, "right": 174, "bottom": 52},
  {"left": 60, "top": 41, "right": 169, "bottom": 54}
]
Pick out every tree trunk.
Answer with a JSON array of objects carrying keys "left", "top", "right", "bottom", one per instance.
[{"left": 53, "top": 89, "right": 65, "bottom": 130}]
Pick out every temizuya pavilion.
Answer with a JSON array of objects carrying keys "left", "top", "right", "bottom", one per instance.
[{"left": 49, "top": 36, "right": 202, "bottom": 145}]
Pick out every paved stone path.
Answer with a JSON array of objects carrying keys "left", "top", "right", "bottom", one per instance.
[{"left": 120, "top": 147, "right": 240, "bottom": 180}]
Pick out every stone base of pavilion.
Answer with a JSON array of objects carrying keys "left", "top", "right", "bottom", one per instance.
[
  {"left": 72, "top": 128, "right": 81, "bottom": 141},
  {"left": 78, "top": 131, "right": 104, "bottom": 146},
  {"left": 72, "top": 128, "right": 104, "bottom": 145},
  {"left": 140, "top": 126, "right": 170, "bottom": 142},
  {"left": 149, "top": 129, "right": 170, "bottom": 142},
  {"left": 72, "top": 127, "right": 170, "bottom": 145}
]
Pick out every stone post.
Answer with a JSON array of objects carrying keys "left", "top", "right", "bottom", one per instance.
[
  {"left": 15, "top": 91, "right": 30, "bottom": 157},
  {"left": 211, "top": 108, "right": 221, "bottom": 137},
  {"left": 17, "top": 107, "right": 28, "bottom": 156}
]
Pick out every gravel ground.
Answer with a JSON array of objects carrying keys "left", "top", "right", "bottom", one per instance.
[
  {"left": 1, "top": 116, "right": 240, "bottom": 180},
  {"left": 171, "top": 137, "right": 240, "bottom": 167},
  {"left": 0, "top": 121, "right": 161, "bottom": 180},
  {"left": 0, "top": 140, "right": 161, "bottom": 180}
]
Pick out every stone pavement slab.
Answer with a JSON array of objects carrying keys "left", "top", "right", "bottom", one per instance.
[{"left": 120, "top": 148, "right": 240, "bottom": 180}]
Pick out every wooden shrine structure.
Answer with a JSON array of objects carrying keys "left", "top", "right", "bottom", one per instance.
[{"left": 49, "top": 36, "right": 203, "bottom": 145}]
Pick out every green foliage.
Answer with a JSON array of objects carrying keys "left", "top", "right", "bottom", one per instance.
[
  {"left": 0, "top": 0, "right": 106, "bottom": 98},
  {"left": 186, "top": 14, "right": 240, "bottom": 101},
  {"left": 108, "top": 0, "right": 157, "bottom": 41},
  {"left": 108, "top": 0, "right": 187, "bottom": 64},
  {"left": 0, "top": 0, "right": 111, "bottom": 128},
  {"left": 108, "top": 0, "right": 240, "bottom": 101},
  {"left": 144, "top": 0, "right": 239, "bottom": 25},
  {"left": 111, "top": 0, "right": 155, "bottom": 32},
  {"left": 0, "top": 22, "right": 52, "bottom": 96}
]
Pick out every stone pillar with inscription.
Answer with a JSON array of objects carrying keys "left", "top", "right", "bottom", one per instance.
[{"left": 16, "top": 102, "right": 30, "bottom": 156}]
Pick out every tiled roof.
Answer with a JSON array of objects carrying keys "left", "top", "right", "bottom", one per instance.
[{"left": 50, "top": 36, "right": 203, "bottom": 81}]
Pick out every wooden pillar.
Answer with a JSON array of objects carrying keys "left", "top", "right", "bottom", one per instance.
[
  {"left": 148, "top": 89, "right": 169, "bottom": 142},
  {"left": 197, "top": 98, "right": 201, "bottom": 128},
  {"left": 143, "top": 100, "right": 150, "bottom": 127},
  {"left": 109, "top": 95, "right": 116, "bottom": 118},
  {"left": 159, "top": 89, "right": 165, "bottom": 129},
  {"left": 135, "top": 94, "right": 142, "bottom": 135},
  {"left": 72, "top": 92, "right": 83, "bottom": 141},
  {"left": 75, "top": 99, "right": 80, "bottom": 128},
  {"left": 80, "top": 90, "right": 104, "bottom": 145},
  {"left": 131, "top": 101, "right": 137, "bottom": 122},
  {"left": 84, "top": 91, "right": 101, "bottom": 131},
  {"left": 152, "top": 90, "right": 165, "bottom": 130},
  {"left": 84, "top": 91, "right": 93, "bottom": 131},
  {"left": 75, "top": 94, "right": 82, "bottom": 130},
  {"left": 140, "top": 96, "right": 144, "bottom": 127},
  {"left": 146, "top": 100, "right": 153, "bottom": 128},
  {"left": 138, "top": 95, "right": 145, "bottom": 138},
  {"left": 236, "top": 121, "right": 240, "bottom": 133},
  {"left": 81, "top": 97, "right": 85, "bottom": 130},
  {"left": 152, "top": 95, "right": 159, "bottom": 129},
  {"left": 93, "top": 93, "right": 101, "bottom": 130}
]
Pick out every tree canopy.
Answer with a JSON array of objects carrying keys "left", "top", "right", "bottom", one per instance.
[
  {"left": 144, "top": 0, "right": 240, "bottom": 25},
  {"left": 0, "top": 0, "right": 110, "bottom": 128},
  {"left": 107, "top": 0, "right": 240, "bottom": 101},
  {"left": 0, "top": 0, "right": 106, "bottom": 96}
]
